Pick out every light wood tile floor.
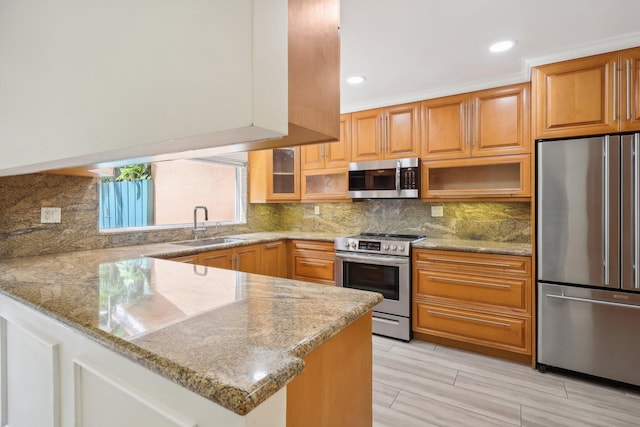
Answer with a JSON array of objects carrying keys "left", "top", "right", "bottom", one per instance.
[{"left": 372, "top": 335, "right": 640, "bottom": 426}]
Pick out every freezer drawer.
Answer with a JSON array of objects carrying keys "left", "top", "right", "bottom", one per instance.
[{"left": 538, "top": 283, "right": 640, "bottom": 386}]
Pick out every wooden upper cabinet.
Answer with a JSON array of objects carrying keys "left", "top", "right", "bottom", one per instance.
[
  {"left": 351, "top": 108, "right": 384, "bottom": 161},
  {"left": 301, "top": 114, "right": 351, "bottom": 170},
  {"left": 249, "top": 147, "right": 300, "bottom": 203},
  {"left": 385, "top": 103, "right": 421, "bottom": 159},
  {"left": 472, "top": 84, "right": 530, "bottom": 157},
  {"left": 326, "top": 114, "right": 351, "bottom": 168},
  {"left": 532, "top": 52, "right": 619, "bottom": 138},
  {"left": 621, "top": 47, "right": 640, "bottom": 132},
  {"left": 421, "top": 94, "right": 469, "bottom": 160},
  {"left": 421, "top": 83, "right": 530, "bottom": 160},
  {"left": 351, "top": 103, "right": 420, "bottom": 162}
]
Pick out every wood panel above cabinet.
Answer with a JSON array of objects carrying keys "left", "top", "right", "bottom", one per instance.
[
  {"left": 532, "top": 47, "right": 640, "bottom": 139},
  {"left": 351, "top": 102, "right": 421, "bottom": 162},
  {"left": 421, "top": 83, "right": 530, "bottom": 160}
]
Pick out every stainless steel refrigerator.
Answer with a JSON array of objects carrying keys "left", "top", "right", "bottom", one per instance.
[{"left": 537, "top": 134, "right": 640, "bottom": 386}]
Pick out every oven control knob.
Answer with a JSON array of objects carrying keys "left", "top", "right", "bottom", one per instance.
[
  {"left": 343, "top": 242, "right": 350, "bottom": 248},
  {"left": 349, "top": 242, "right": 357, "bottom": 248},
  {"left": 383, "top": 244, "right": 389, "bottom": 250},
  {"left": 391, "top": 245, "right": 397, "bottom": 251},
  {"left": 399, "top": 245, "right": 405, "bottom": 252}
]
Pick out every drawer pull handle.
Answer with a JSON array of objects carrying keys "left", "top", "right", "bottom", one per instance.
[
  {"left": 265, "top": 243, "right": 281, "bottom": 249},
  {"left": 300, "top": 261, "right": 327, "bottom": 268},
  {"left": 425, "top": 257, "right": 511, "bottom": 268},
  {"left": 427, "top": 276, "right": 510, "bottom": 288},
  {"left": 428, "top": 310, "right": 511, "bottom": 327}
]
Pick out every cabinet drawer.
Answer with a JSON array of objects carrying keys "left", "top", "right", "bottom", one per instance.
[
  {"left": 293, "top": 255, "right": 335, "bottom": 285},
  {"left": 414, "top": 270, "right": 530, "bottom": 312},
  {"left": 413, "top": 302, "right": 530, "bottom": 354},
  {"left": 291, "top": 240, "right": 335, "bottom": 254},
  {"left": 414, "top": 249, "right": 531, "bottom": 276}
]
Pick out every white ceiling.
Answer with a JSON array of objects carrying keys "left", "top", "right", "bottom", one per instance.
[{"left": 339, "top": 0, "right": 640, "bottom": 112}]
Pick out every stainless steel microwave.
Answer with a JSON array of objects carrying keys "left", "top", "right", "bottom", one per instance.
[{"left": 348, "top": 158, "right": 420, "bottom": 199}]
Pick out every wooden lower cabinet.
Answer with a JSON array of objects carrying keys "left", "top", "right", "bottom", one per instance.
[
  {"left": 287, "top": 312, "right": 372, "bottom": 427},
  {"left": 291, "top": 240, "right": 336, "bottom": 285},
  {"left": 199, "top": 249, "right": 233, "bottom": 270},
  {"left": 260, "top": 240, "right": 289, "bottom": 278},
  {"left": 413, "top": 301, "right": 531, "bottom": 355},
  {"left": 413, "top": 249, "right": 533, "bottom": 363},
  {"left": 170, "top": 254, "right": 198, "bottom": 264},
  {"left": 173, "top": 244, "right": 262, "bottom": 274}
]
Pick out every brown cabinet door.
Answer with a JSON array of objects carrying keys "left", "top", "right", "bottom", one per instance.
[
  {"left": 324, "top": 114, "right": 352, "bottom": 168},
  {"left": 291, "top": 240, "right": 335, "bottom": 285},
  {"left": 532, "top": 52, "right": 619, "bottom": 139},
  {"left": 414, "top": 269, "right": 530, "bottom": 313},
  {"left": 621, "top": 47, "right": 640, "bottom": 132},
  {"left": 472, "top": 83, "right": 530, "bottom": 157},
  {"left": 351, "top": 108, "right": 383, "bottom": 161},
  {"left": 267, "top": 147, "right": 301, "bottom": 201},
  {"left": 413, "top": 301, "right": 531, "bottom": 354},
  {"left": 300, "top": 144, "right": 324, "bottom": 170},
  {"left": 260, "top": 241, "right": 288, "bottom": 278},
  {"left": 293, "top": 255, "right": 335, "bottom": 285},
  {"left": 421, "top": 94, "right": 470, "bottom": 160},
  {"left": 170, "top": 255, "right": 198, "bottom": 264},
  {"left": 198, "top": 249, "right": 233, "bottom": 269},
  {"left": 384, "top": 102, "right": 420, "bottom": 159},
  {"left": 234, "top": 244, "right": 261, "bottom": 274}
]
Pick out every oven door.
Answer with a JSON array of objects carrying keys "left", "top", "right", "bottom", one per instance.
[{"left": 335, "top": 252, "right": 410, "bottom": 317}]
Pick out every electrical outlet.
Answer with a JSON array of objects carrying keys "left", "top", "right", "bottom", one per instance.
[
  {"left": 314, "top": 205, "right": 320, "bottom": 215},
  {"left": 41, "top": 207, "right": 62, "bottom": 223},
  {"left": 430, "top": 205, "right": 444, "bottom": 218}
]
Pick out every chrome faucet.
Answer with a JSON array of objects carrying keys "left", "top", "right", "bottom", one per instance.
[{"left": 193, "top": 206, "right": 208, "bottom": 240}]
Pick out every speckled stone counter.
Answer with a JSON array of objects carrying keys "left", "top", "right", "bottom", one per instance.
[
  {"left": 0, "top": 246, "right": 382, "bottom": 416},
  {"left": 412, "top": 237, "right": 531, "bottom": 256}
]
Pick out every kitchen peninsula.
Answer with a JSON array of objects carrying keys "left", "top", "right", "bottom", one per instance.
[{"left": 0, "top": 242, "right": 381, "bottom": 427}]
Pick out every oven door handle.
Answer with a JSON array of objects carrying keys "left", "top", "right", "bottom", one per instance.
[{"left": 336, "top": 253, "right": 408, "bottom": 266}]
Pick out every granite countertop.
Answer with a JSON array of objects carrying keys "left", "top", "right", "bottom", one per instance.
[
  {"left": 412, "top": 237, "right": 532, "bottom": 256},
  {"left": 0, "top": 244, "right": 382, "bottom": 416},
  {"left": 139, "top": 231, "right": 531, "bottom": 259}
]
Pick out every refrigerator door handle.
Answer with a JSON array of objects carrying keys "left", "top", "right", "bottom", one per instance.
[
  {"left": 547, "top": 293, "right": 640, "bottom": 310},
  {"left": 603, "top": 137, "right": 610, "bottom": 285},
  {"left": 635, "top": 134, "right": 640, "bottom": 289}
]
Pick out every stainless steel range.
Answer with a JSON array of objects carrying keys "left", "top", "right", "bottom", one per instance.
[{"left": 335, "top": 233, "right": 425, "bottom": 341}]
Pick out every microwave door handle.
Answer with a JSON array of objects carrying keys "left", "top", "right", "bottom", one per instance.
[{"left": 396, "top": 160, "right": 401, "bottom": 192}]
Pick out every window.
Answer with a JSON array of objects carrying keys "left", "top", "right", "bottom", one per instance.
[{"left": 99, "top": 157, "right": 247, "bottom": 230}]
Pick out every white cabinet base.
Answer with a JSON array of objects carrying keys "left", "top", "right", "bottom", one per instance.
[{"left": 0, "top": 295, "right": 286, "bottom": 427}]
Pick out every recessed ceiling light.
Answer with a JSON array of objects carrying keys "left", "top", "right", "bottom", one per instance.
[
  {"left": 347, "top": 75, "right": 366, "bottom": 85},
  {"left": 489, "top": 40, "right": 516, "bottom": 53}
]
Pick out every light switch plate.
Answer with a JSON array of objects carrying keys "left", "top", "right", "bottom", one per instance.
[
  {"left": 430, "top": 205, "right": 444, "bottom": 217},
  {"left": 41, "top": 207, "right": 62, "bottom": 223}
]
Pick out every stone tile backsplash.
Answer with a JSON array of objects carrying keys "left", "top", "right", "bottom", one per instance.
[{"left": 0, "top": 173, "right": 529, "bottom": 258}]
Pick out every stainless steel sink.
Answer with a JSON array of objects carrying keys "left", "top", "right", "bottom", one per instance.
[{"left": 172, "top": 238, "right": 244, "bottom": 247}]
